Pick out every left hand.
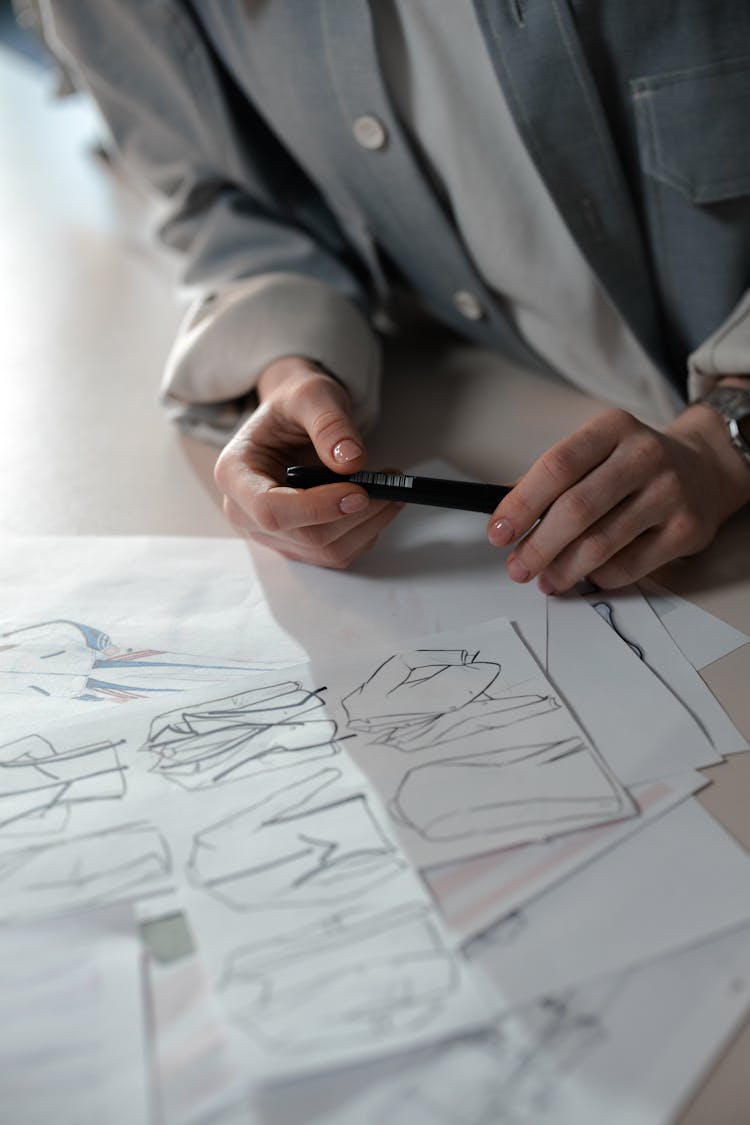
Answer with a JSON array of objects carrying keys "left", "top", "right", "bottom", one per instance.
[{"left": 487, "top": 402, "right": 750, "bottom": 593}]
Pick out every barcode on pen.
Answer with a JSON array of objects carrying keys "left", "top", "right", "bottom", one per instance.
[{"left": 351, "top": 471, "right": 415, "bottom": 488}]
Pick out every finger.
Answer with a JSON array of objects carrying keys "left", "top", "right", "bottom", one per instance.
[
  {"left": 215, "top": 371, "right": 367, "bottom": 505},
  {"left": 245, "top": 501, "right": 403, "bottom": 569},
  {"left": 227, "top": 484, "right": 394, "bottom": 538},
  {"left": 284, "top": 377, "right": 367, "bottom": 472},
  {"left": 508, "top": 450, "right": 652, "bottom": 585},
  {"left": 217, "top": 429, "right": 372, "bottom": 533},
  {"left": 587, "top": 509, "right": 710, "bottom": 590},
  {"left": 488, "top": 410, "right": 632, "bottom": 545},
  {"left": 533, "top": 492, "right": 659, "bottom": 593},
  {"left": 265, "top": 463, "right": 408, "bottom": 533},
  {"left": 254, "top": 483, "right": 376, "bottom": 534},
  {"left": 585, "top": 527, "right": 673, "bottom": 590}
]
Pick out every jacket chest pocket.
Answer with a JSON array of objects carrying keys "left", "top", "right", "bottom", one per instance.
[{"left": 631, "top": 55, "right": 750, "bottom": 204}]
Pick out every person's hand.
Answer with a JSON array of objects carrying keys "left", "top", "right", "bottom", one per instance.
[
  {"left": 214, "top": 356, "right": 401, "bottom": 568},
  {"left": 487, "top": 400, "right": 750, "bottom": 593}
]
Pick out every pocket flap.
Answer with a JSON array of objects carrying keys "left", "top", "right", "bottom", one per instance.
[{"left": 631, "top": 55, "right": 750, "bottom": 203}]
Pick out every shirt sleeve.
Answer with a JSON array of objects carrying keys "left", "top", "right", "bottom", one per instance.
[
  {"left": 162, "top": 273, "right": 382, "bottom": 443},
  {"left": 687, "top": 290, "right": 750, "bottom": 401},
  {"left": 42, "top": 0, "right": 382, "bottom": 441}
]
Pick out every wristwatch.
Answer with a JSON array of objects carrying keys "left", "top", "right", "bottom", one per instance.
[{"left": 699, "top": 386, "right": 750, "bottom": 468}]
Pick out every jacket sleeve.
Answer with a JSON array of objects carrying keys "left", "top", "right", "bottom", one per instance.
[
  {"left": 688, "top": 291, "right": 750, "bottom": 400},
  {"left": 41, "top": 0, "right": 382, "bottom": 441}
]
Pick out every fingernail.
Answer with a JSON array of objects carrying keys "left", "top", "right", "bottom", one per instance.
[
  {"left": 333, "top": 439, "right": 363, "bottom": 464},
  {"left": 507, "top": 555, "right": 530, "bottom": 583},
  {"left": 339, "top": 492, "right": 368, "bottom": 515},
  {"left": 489, "top": 518, "right": 514, "bottom": 547},
  {"left": 537, "top": 574, "right": 557, "bottom": 596}
]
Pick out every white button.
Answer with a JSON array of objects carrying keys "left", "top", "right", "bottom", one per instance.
[
  {"left": 353, "top": 114, "right": 388, "bottom": 150},
  {"left": 453, "top": 289, "right": 485, "bottom": 321}
]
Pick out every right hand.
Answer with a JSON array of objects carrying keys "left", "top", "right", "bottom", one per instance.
[{"left": 213, "top": 356, "right": 402, "bottom": 567}]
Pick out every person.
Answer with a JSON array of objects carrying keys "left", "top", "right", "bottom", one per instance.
[{"left": 42, "top": 1, "right": 750, "bottom": 591}]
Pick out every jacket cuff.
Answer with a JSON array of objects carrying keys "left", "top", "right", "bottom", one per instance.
[
  {"left": 160, "top": 273, "right": 382, "bottom": 444},
  {"left": 687, "top": 290, "right": 750, "bottom": 401}
]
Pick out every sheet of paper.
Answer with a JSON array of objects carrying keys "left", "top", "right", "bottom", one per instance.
[
  {"left": 466, "top": 797, "right": 750, "bottom": 1008},
  {"left": 334, "top": 619, "right": 634, "bottom": 867},
  {"left": 0, "top": 615, "right": 271, "bottom": 740},
  {"left": 149, "top": 952, "right": 247, "bottom": 1125},
  {"left": 0, "top": 715, "right": 176, "bottom": 920},
  {"left": 0, "top": 611, "right": 634, "bottom": 881},
  {"left": 0, "top": 512, "right": 548, "bottom": 728},
  {"left": 131, "top": 670, "right": 493, "bottom": 1081},
  {"left": 0, "top": 905, "right": 151, "bottom": 1125},
  {"left": 2, "top": 531, "right": 719, "bottom": 794},
  {"left": 545, "top": 593, "right": 722, "bottom": 783},
  {"left": 640, "top": 577, "right": 750, "bottom": 670},
  {"left": 0, "top": 674, "right": 490, "bottom": 1082},
  {"left": 242, "top": 921, "right": 750, "bottom": 1125},
  {"left": 425, "top": 770, "right": 706, "bottom": 940},
  {"left": 582, "top": 583, "right": 748, "bottom": 756}
]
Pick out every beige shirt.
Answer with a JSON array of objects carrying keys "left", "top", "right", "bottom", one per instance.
[{"left": 162, "top": 0, "right": 747, "bottom": 441}]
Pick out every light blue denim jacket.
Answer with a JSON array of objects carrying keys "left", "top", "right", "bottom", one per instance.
[{"left": 44, "top": 1, "right": 750, "bottom": 434}]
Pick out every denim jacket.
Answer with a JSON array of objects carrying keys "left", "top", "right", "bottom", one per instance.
[{"left": 44, "top": 0, "right": 750, "bottom": 436}]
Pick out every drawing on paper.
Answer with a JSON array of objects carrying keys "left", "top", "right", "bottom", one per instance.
[
  {"left": 189, "top": 769, "right": 404, "bottom": 910},
  {"left": 389, "top": 736, "right": 627, "bottom": 842},
  {"left": 342, "top": 648, "right": 559, "bottom": 752},
  {"left": 365, "top": 987, "right": 610, "bottom": 1125},
  {"left": 0, "top": 619, "right": 264, "bottom": 702},
  {"left": 337, "top": 639, "right": 634, "bottom": 861},
  {"left": 0, "top": 733, "right": 126, "bottom": 833},
  {"left": 220, "top": 913, "right": 461, "bottom": 1053},
  {"left": 0, "top": 820, "right": 172, "bottom": 918},
  {"left": 144, "top": 683, "right": 343, "bottom": 789},
  {"left": 590, "top": 602, "right": 645, "bottom": 661}
]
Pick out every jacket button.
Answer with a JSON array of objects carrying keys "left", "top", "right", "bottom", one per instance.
[
  {"left": 453, "top": 289, "right": 485, "bottom": 321},
  {"left": 353, "top": 114, "right": 388, "bottom": 150}
]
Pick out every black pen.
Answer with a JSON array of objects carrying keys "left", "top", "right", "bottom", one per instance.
[{"left": 285, "top": 466, "right": 512, "bottom": 514}]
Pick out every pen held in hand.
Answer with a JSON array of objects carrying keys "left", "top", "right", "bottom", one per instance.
[{"left": 285, "top": 466, "right": 513, "bottom": 514}]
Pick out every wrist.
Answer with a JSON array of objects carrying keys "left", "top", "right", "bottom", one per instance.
[
  {"left": 257, "top": 356, "right": 318, "bottom": 398},
  {"left": 670, "top": 398, "right": 750, "bottom": 520},
  {"left": 715, "top": 374, "right": 750, "bottom": 390},
  {"left": 698, "top": 376, "right": 750, "bottom": 476},
  {"left": 257, "top": 355, "right": 348, "bottom": 405}
]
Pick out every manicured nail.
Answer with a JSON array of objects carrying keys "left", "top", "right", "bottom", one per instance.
[
  {"left": 489, "top": 518, "right": 514, "bottom": 547},
  {"left": 507, "top": 555, "right": 530, "bottom": 583},
  {"left": 333, "top": 439, "right": 363, "bottom": 463},
  {"left": 537, "top": 574, "right": 557, "bottom": 596},
  {"left": 339, "top": 492, "right": 368, "bottom": 515}
]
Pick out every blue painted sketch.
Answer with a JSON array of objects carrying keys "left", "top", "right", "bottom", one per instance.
[{"left": 0, "top": 619, "right": 264, "bottom": 702}]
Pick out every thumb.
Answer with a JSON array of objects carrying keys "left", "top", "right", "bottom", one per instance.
[{"left": 291, "top": 374, "right": 368, "bottom": 473}]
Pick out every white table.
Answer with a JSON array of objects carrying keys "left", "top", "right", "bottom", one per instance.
[{"left": 2, "top": 48, "right": 749, "bottom": 1125}]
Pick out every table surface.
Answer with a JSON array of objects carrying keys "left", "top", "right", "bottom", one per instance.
[{"left": 2, "top": 48, "right": 749, "bottom": 1125}]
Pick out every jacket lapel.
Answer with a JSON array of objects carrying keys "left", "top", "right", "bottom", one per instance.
[{"left": 473, "top": 0, "right": 667, "bottom": 372}]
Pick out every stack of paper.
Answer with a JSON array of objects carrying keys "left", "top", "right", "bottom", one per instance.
[{"left": 1, "top": 499, "right": 749, "bottom": 1125}]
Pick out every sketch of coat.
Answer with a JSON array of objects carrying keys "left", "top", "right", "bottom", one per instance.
[
  {"left": 343, "top": 649, "right": 557, "bottom": 752},
  {"left": 0, "top": 734, "right": 126, "bottom": 829},
  {"left": 0, "top": 822, "right": 171, "bottom": 918},
  {"left": 0, "top": 619, "right": 262, "bottom": 701},
  {"left": 224, "top": 916, "right": 458, "bottom": 1051},
  {"left": 190, "top": 790, "right": 402, "bottom": 910},
  {"left": 145, "top": 682, "right": 341, "bottom": 787}
]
